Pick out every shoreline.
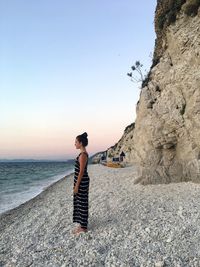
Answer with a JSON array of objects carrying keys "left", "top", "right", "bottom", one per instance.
[
  {"left": 0, "top": 171, "right": 74, "bottom": 232},
  {"left": 0, "top": 167, "right": 74, "bottom": 216},
  {"left": 0, "top": 162, "right": 75, "bottom": 216},
  {"left": 1, "top": 164, "right": 200, "bottom": 266}
]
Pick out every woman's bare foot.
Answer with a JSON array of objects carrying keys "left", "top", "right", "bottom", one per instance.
[
  {"left": 72, "top": 225, "right": 81, "bottom": 234},
  {"left": 74, "top": 227, "right": 88, "bottom": 235}
]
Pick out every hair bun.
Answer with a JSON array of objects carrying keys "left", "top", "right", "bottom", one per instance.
[{"left": 82, "top": 132, "right": 88, "bottom": 138}]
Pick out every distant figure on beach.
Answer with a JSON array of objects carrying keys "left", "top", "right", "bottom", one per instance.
[{"left": 72, "top": 132, "right": 90, "bottom": 235}]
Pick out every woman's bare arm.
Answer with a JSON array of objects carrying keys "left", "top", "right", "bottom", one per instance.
[{"left": 76, "top": 153, "right": 87, "bottom": 186}]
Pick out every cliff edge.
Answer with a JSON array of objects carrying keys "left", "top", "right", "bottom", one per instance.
[
  {"left": 106, "top": 0, "right": 200, "bottom": 185},
  {"left": 133, "top": 0, "right": 200, "bottom": 184}
]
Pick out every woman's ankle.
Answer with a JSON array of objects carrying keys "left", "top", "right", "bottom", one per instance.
[{"left": 80, "top": 227, "right": 87, "bottom": 231}]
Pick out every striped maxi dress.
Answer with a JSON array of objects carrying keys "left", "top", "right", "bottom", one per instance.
[{"left": 73, "top": 152, "right": 90, "bottom": 229}]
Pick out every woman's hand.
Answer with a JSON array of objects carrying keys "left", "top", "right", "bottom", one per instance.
[{"left": 73, "top": 184, "right": 79, "bottom": 194}]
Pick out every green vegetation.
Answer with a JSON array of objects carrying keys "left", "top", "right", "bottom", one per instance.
[
  {"left": 151, "top": 57, "right": 160, "bottom": 69},
  {"left": 142, "top": 71, "right": 151, "bottom": 88},
  {"left": 158, "top": 0, "right": 200, "bottom": 30},
  {"left": 158, "top": 0, "right": 186, "bottom": 29},
  {"left": 183, "top": 0, "right": 200, "bottom": 16},
  {"left": 124, "top": 122, "right": 135, "bottom": 133},
  {"left": 107, "top": 152, "right": 114, "bottom": 158}
]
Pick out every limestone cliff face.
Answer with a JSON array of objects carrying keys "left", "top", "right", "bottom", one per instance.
[
  {"left": 133, "top": 1, "right": 200, "bottom": 184},
  {"left": 92, "top": 123, "right": 135, "bottom": 164},
  {"left": 107, "top": 0, "right": 200, "bottom": 184},
  {"left": 106, "top": 123, "right": 135, "bottom": 163}
]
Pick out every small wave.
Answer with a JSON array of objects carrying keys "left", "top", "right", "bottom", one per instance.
[{"left": 0, "top": 162, "right": 74, "bottom": 215}]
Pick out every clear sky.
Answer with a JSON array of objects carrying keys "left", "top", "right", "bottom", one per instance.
[{"left": 0, "top": 0, "right": 157, "bottom": 160}]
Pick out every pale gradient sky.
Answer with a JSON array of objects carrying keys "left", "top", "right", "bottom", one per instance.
[{"left": 0, "top": 0, "right": 157, "bottom": 160}]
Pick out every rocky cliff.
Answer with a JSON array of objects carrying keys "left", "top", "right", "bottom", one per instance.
[
  {"left": 91, "top": 122, "right": 135, "bottom": 164},
  {"left": 106, "top": 0, "right": 200, "bottom": 184}
]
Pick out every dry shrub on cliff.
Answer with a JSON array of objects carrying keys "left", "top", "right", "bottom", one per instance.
[
  {"left": 183, "top": 0, "right": 200, "bottom": 16},
  {"left": 127, "top": 61, "right": 151, "bottom": 89}
]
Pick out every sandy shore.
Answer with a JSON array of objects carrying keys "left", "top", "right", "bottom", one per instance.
[{"left": 1, "top": 164, "right": 200, "bottom": 266}]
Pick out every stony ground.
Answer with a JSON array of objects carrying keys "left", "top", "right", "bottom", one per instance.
[{"left": 0, "top": 164, "right": 200, "bottom": 267}]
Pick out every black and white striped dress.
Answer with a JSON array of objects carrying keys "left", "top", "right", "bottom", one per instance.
[{"left": 73, "top": 152, "right": 90, "bottom": 229}]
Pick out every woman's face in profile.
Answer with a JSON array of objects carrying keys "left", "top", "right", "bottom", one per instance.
[{"left": 75, "top": 138, "right": 81, "bottom": 149}]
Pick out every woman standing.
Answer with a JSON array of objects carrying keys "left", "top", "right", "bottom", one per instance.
[{"left": 72, "top": 132, "right": 90, "bottom": 235}]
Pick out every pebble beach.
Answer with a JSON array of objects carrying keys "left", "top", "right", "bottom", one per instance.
[{"left": 1, "top": 164, "right": 200, "bottom": 267}]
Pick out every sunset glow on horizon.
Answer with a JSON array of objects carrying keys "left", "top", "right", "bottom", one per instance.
[{"left": 0, "top": 0, "right": 157, "bottom": 160}]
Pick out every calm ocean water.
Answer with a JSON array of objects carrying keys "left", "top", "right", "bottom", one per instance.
[{"left": 0, "top": 161, "right": 74, "bottom": 215}]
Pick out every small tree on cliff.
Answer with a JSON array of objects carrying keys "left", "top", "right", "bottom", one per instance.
[
  {"left": 127, "top": 60, "right": 150, "bottom": 88},
  {"left": 127, "top": 61, "right": 144, "bottom": 83}
]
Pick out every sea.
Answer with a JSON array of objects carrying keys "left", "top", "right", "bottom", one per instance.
[{"left": 0, "top": 161, "right": 74, "bottom": 215}]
